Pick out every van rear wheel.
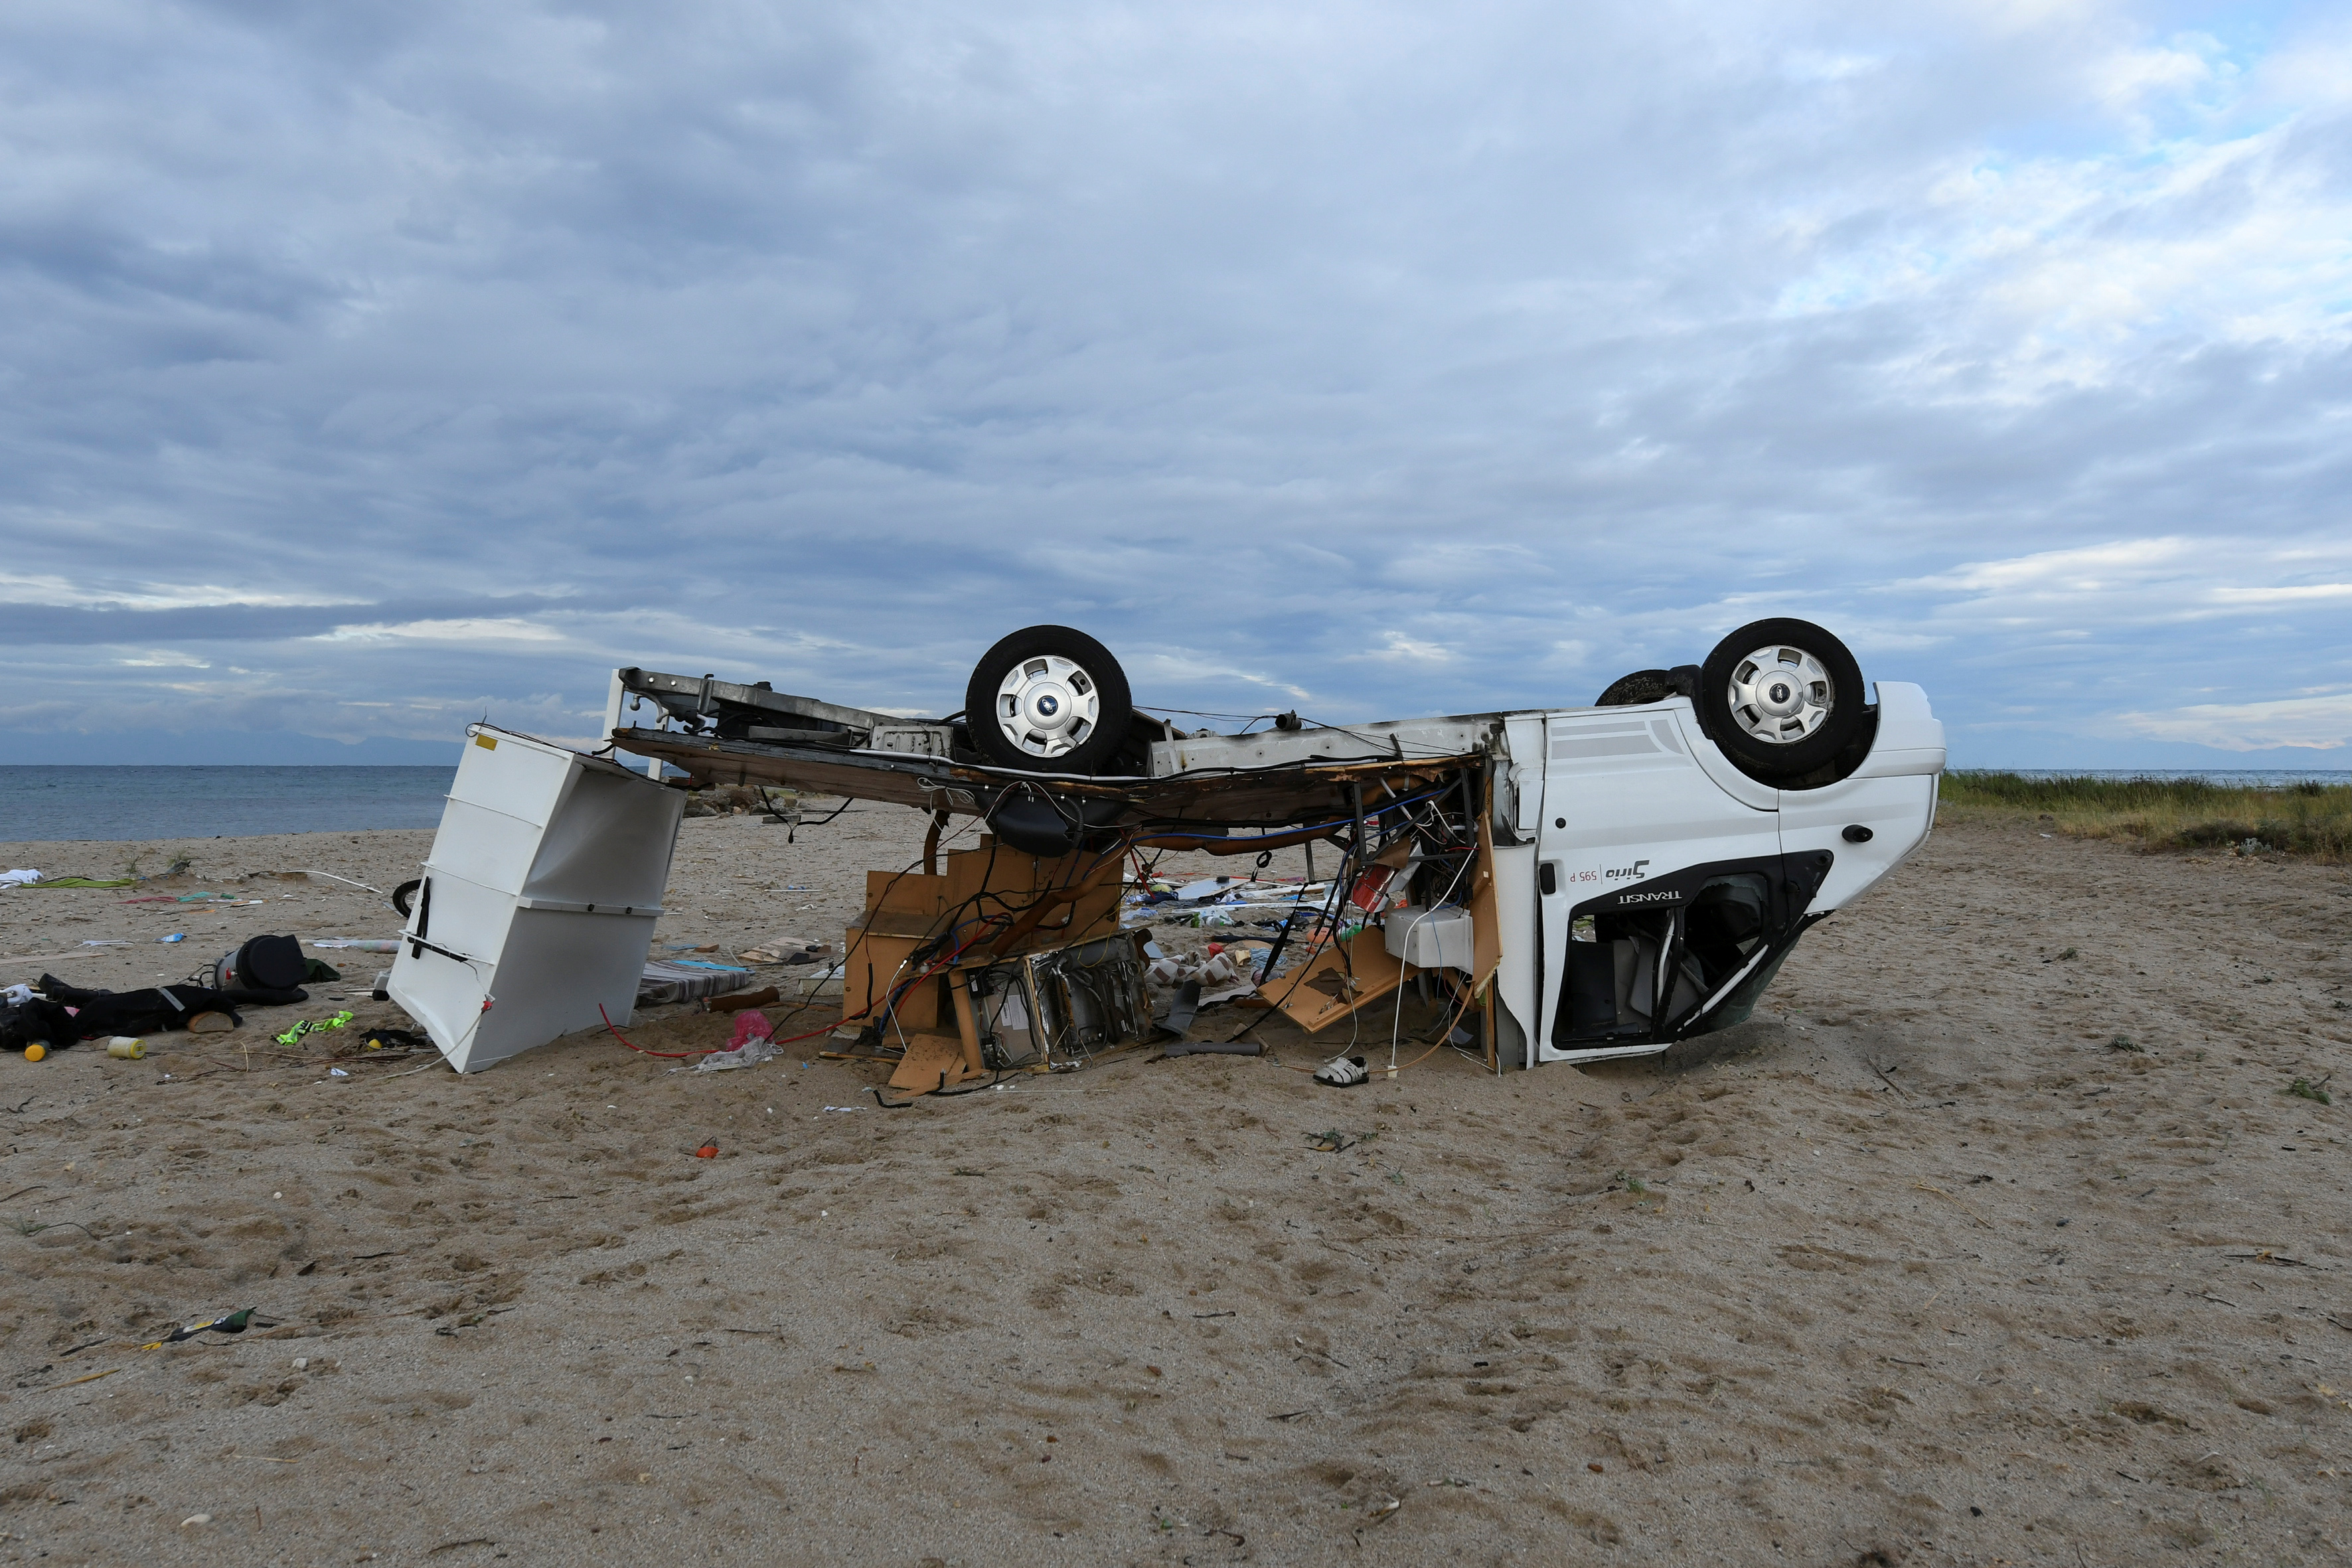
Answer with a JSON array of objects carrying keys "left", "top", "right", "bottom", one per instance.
[
  {"left": 965, "top": 625, "right": 1135, "bottom": 775},
  {"left": 1697, "top": 619, "right": 1868, "bottom": 785}
]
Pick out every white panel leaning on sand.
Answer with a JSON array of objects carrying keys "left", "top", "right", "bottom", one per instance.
[{"left": 388, "top": 724, "right": 684, "bottom": 1073}]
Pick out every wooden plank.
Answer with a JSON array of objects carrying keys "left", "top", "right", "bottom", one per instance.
[
  {"left": 948, "top": 969, "right": 986, "bottom": 1077},
  {"left": 840, "top": 929, "right": 942, "bottom": 1031},
  {"left": 968, "top": 856, "right": 1123, "bottom": 963},
  {"left": 1468, "top": 809, "right": 1502, "bottom": 991},
  {"left": 1017, "top": 881, "right": 1121, "bottom": 949},
  {"left": 944, "top": 842, "right": 1067, "bottom": 906},
  {"left": 888, "top": 1032, "right": 978, "bottom": 1094},
  {"left": 1265, "top": 929, "right": 1405, "bottom": 1036},
  {"left": 1469, "top": 811, "right": 1502, "bottom": 1073},
  {"left": 866, "top": 869, "right": 947, "bottom": 927}
]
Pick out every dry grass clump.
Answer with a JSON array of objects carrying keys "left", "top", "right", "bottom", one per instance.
[{"left": 1938, "top": 772, "right": 2352, "bottom": 863}]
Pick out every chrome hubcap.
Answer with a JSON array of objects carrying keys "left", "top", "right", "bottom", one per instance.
[
  {"left": 1725, "top": 643, "right": 1834, "bottom": 745},
  {"left": 994, "top": 654, "right": 1101, "bottom": 759}
]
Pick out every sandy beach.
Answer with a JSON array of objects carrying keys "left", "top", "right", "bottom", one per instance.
[{"left": 3, "top": 805, "right": 2348, "bottom": 1565}]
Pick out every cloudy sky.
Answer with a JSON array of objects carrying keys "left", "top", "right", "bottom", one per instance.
[{"left": 3, "top": 0, "right": 2348, "bottom": 767}]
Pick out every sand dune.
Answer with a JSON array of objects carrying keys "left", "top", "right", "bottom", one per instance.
[{"left": 3, "top": 808, "right": 2347, "bottom": 1564}]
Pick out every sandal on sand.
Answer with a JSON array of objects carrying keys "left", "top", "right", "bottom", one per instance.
[{"left": 1314, "top": 1054, "right": 1368, "bottom": 1087}]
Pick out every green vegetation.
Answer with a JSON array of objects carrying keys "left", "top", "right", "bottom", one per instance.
[
  {"left": 2285, "top": 1077, "right": 2332, "bottom": 1105},
  {"left": 1938, "top": 771, "right": 2352, "bottom": 862}
]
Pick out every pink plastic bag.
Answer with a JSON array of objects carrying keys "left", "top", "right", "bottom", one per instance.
[{"left": 730, "top": 1009, "right": 775, "bottom": 1050}]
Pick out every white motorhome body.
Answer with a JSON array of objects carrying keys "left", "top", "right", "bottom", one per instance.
[{"left": 600, "top": 632, "right": 1944, "bottom": 1073}]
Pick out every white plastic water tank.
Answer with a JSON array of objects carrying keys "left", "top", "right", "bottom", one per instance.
[
  {"left": 1383, "top": 905, "right": 1475, "bottom": 972},
  {"left": 389, "top": 725, "right": 684, "bottom": 1073}
]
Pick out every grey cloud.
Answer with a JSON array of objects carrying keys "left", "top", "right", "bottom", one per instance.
[
  {"left": 2, "top": 1, "right": 2349, "bottom": 763},
  {"left": 0, "top": 595, "right": 578, "bottom": 646}
]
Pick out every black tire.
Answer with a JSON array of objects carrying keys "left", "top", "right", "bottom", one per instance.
[
  {"left": 1697, "top": 619, "right": 1868, "bottom": 785},
  {"left": 1596, "top": 669, "right": 1677, "bottom": 707},
  {"left": 964, "top": 625, "right": 1135, "bottom": 775}
]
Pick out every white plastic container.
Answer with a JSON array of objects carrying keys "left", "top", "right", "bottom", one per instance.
[
  {"left": 1383, "top": 905, "right": 1475, "bottom": 972},
  {"left": 389, "top": 726, "right": 684, "bottom": 1073}
]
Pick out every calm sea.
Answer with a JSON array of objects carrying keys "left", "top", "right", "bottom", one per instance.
[
  {"left": 0, "top": 766, "right": 457, "bottom": 844},
  {"left": 2, "top": 763, "right": 2344, "bottom": 846}
]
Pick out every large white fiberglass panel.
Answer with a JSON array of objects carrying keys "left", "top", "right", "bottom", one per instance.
[
  {"left": 447, "top": 731, "right": 574, "bottom": 828},
  {"left": 389, "top": 726, "right": 684, "bottom": 1073},
  {"left": 420, "top": 798, "right": 540, "bottom": 898},
  {"left": 521, "top": 766, "right": 680, "bottom": 910},
  {"left": 1486, "top": 840, "right": 1540, "bottom": 1069}
]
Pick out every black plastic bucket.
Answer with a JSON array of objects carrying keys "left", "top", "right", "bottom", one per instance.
[{"left": 209, "top": 934, "right": 307, "bottom": 992}]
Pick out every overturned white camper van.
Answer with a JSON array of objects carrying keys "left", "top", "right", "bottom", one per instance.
[{"left": 503, "top": 617, "right": 1942, "bottom": 1075}]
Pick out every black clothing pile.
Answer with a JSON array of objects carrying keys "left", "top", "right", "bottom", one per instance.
[
  {"left": 0, "top": 974, "right": 310, "bottom": 1053},
  {"left": 0, "top": 996, "right": 78, "bottom": 1054}
]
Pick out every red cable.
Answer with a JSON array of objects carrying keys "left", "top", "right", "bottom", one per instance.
[{"left": 599, "top": 1003, "right": 716, "bottom": 1059}]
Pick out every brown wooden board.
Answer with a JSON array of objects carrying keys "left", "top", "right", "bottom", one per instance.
[
  {"left": 864, "top": 869, "right": 947, "bottom": 933},
  {"left": 1468, "top": 813, "right": 1504, "bottom": 1071},
  {"left": 949, "top": 970, "right": 986, "bottom": 1076},
  {"left": 842, "top": 837, "right": 1130, "bottom": 1039},
  {"left": 940, "top": 843, "right": 1125, "bottom": 950},
  {"left": 1468, "top": 812, "right": 1502, "bottom": 991},
  {"left": 1028, "top": 881, "right": 1121, "bottom": 947},
  {"left": 840, "top": 928, "right": 943, "bottom": 1032},
  {"left": 945, "top": 841, "right": 1045, "bottom": 905},
  {"left": 888, "top": 1033, "right": 979, "bottom": 1094},
  {"left": 1265, "top": 928, "right": 1405, "bottom": 1036},
  {"left": 963, "top": 856, "right": 1124, "bottom": 963}
]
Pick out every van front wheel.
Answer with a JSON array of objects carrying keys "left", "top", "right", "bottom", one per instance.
[{"left": 1697, "top": 619, "right": 1868, "bottom": 785}]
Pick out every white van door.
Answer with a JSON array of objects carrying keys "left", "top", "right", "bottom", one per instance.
[{"left": 1531, "top": 705, "right": 1781, "bottom": 1062}]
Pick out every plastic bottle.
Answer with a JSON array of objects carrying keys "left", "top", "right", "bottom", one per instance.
[{"left": 108, "top": 1037, "right": 145, "bottom": 1060}]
